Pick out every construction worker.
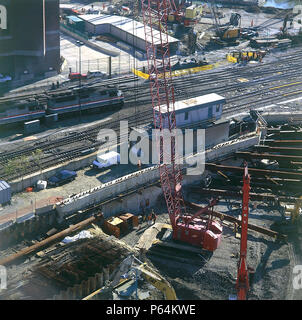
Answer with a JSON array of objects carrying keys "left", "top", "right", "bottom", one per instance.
[
  {"left": 151, "top": 211, "right": 157, "bottom": 225},
  {"left": 140, "top": 200, "right": 145, "bottom": 222},
  {"left": 147, "top": 213, "right": 152, "bottom": 226},
  {"left": 137, "top": 159, "right": 142, "bottom": 169}
]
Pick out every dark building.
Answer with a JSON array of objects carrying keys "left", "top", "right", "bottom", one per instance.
[{"left": 0, "top": 0, "right": 60, "bottom": 80}]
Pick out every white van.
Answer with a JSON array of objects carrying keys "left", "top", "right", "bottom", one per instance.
[{"left": 93, "top": 151, "right": 120, "bottom": 169}]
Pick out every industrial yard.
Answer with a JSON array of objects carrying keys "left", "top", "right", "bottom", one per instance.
[{"left": 1, "top": 0, "right": 302, "bottom": 305}]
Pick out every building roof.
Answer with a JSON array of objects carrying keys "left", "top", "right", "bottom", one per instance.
[
  {"left": 66, "top": 15, "right": 84, "bottom": 23},
  {"left": 78, "top": 14, "right": 179, "bottom": 45},
  {"left": 156, "top": 93, "right": 226, "bottom": 114}
]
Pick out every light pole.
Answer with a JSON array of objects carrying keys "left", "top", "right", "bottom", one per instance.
[{"left": 76, "top": 40, "right": 84, "bottom": 121}]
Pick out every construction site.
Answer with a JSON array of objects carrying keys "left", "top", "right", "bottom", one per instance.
[{"left": 1, "top": 0, "right": 302, "bottom": 303}]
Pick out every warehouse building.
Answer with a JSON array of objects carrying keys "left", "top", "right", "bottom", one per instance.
[
  {"left": 0, "top": 0, "right": 60, "bottom": 80},
  {"left": 78, "top": 14, "right": 180, "bottom": 55}
]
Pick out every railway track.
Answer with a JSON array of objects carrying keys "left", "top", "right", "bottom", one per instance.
[{"left": 2, "top": 48, "right": 302, "bottom": 180}]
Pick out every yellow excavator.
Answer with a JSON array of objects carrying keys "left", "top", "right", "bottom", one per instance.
[
  {"left": 82, "top": 255, "right": 177, "bottom": 300},
  {"left": 135, "top": 261, "right": 177, "bottom": 300}
]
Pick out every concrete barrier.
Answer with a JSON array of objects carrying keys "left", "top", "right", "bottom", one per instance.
[
  {"left": 0, "top": 209, "right": 57, "bottom": 249},
  {"left": 10, "top": 151, "right": 98, "bottom": 193},
  {"left": 0, "top": 220, "right": 14, "bottom": 231},
  {"left": 16, "top": 212, "right": 35, "bottom": 224},
  {"left": 0, "top": 133, "right": 259, "bottom": 248},
  {"left": 56, "top": 133, "right": 259, "bottom": 218}
]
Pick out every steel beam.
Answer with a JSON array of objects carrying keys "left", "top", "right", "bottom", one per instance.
[
  {"left": 267, "top": 129, "right": 302, "bottom": 134},
  {"left": 236, "top": 151, "right": 302, "bottom": 162},
  {"left": 255, "top": 145, "right": 302, "bottom": 155},
  {"left": 205, "top": 163, "right": 302, "bottom": 179},
  {"left": 189, "top": 186, "right": 299, "bottom": 203},
  {"left": 262, "top": 140, "right": 302, "bottom": 146},
  {"left": 0, "top": 213, "right": 104, "bottom": 266},
  {"left": 186, "top": 202, "right": 287, "bottom": 240}
]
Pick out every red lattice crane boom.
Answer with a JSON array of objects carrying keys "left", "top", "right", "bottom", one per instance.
[
  {"left": 141, "top": 0, "right": 185, "bottom": 229},
  {"left": 141, "top": 0, "right": 222, "bottom": 251},
  {"left": 236, "top": 164, "right": 251, "bottom": 300}
]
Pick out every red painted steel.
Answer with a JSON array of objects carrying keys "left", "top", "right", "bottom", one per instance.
[
  {"left": 141, "top": 0, "right": 185, "bottom": 232},
  {"left": 236, "top": 164, "right": 251, "bottom": 300},
  {"left": 141, "top": 0, "right": 222, "bottom": 251}
]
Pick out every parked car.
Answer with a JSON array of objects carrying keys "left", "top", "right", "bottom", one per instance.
[
  {"left": 48, "top": 170, "right": 77, "bottom": 187},
  {"left": 68, "top": 72, "right": 87, "bottom": 81},
  {"left": 87, "top": 70, "right": 106, "bottom": 79},
  {"left": 93, "top": 151, "right": 120, "bottom": 169},
  {"left": 0, "top": 74, "right": 12, "bottom": 83}
]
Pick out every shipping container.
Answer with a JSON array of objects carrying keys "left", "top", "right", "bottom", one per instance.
[{"left": 0, "top": 180, "right": 11, "bottom": 205}]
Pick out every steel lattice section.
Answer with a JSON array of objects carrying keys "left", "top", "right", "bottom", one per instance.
[{"left": 141, "top": 0, "right": 186, "bottom": 228}]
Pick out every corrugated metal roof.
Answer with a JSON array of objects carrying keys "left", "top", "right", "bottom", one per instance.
[
  {"left": 155, "top": 93, "right": 226, "bottom": 114},
  {"left": 78, "top": 14, "right": 179, "bottom": 45}
]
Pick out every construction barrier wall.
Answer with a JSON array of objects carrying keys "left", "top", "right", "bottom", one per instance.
[
  {"left": 0, "top": 133, "right": 259, "bottom": 248},
  {"left": 0, "top": 209, "right": 57, "bottom": 249},
  {"left": 56, "top": 133, "right": 259, "bottom": 218},
  {"left": 52, "top": 267, "right": 113, "bottom": 300}
]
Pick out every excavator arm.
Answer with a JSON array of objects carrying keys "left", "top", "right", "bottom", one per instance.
[
  {"left": 137, "top": 263, "right": 177, "bottom": 300},
  {"left": 82, "top": 256, "right": 177, "bottom": 300}
]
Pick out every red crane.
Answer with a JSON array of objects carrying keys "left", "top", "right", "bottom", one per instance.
[
  {"left": 236, "top": 164, "right": 251, "bottom": 300},
  {"left": 169, "top": 1, "right": 197, "bottom": 27},
  {"left": 141, "top": 0, "right": 222, "bottom": 251}
]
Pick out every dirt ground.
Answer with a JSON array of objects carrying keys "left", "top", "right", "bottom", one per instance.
[{"left": 120, "top": 193, "right": 293, "bottom": 300}]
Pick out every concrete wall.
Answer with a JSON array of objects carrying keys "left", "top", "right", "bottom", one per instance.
[
  {"left": 101, "top": 186, "right": 162, "bottom": 218},
  {"left": 205, "top": 121, "right": 229, "bottom": 149},
  {"left": 0, "top": 209, "right": 57, "bottom": 249},
  {"left": 110, "top": 24, "right": 146, "bottom": 53},
  {"left": 95, "top": 23, "right": 110, "bottom": 34},
  {"left": 0, "top": 133, "right": 259, "bottom": 247},
  {"left": 56, "top": 133, "right": 260, "bottom": 218},
  {"left": 10, "top": 151, "right": 98, "bottom": 193}
]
